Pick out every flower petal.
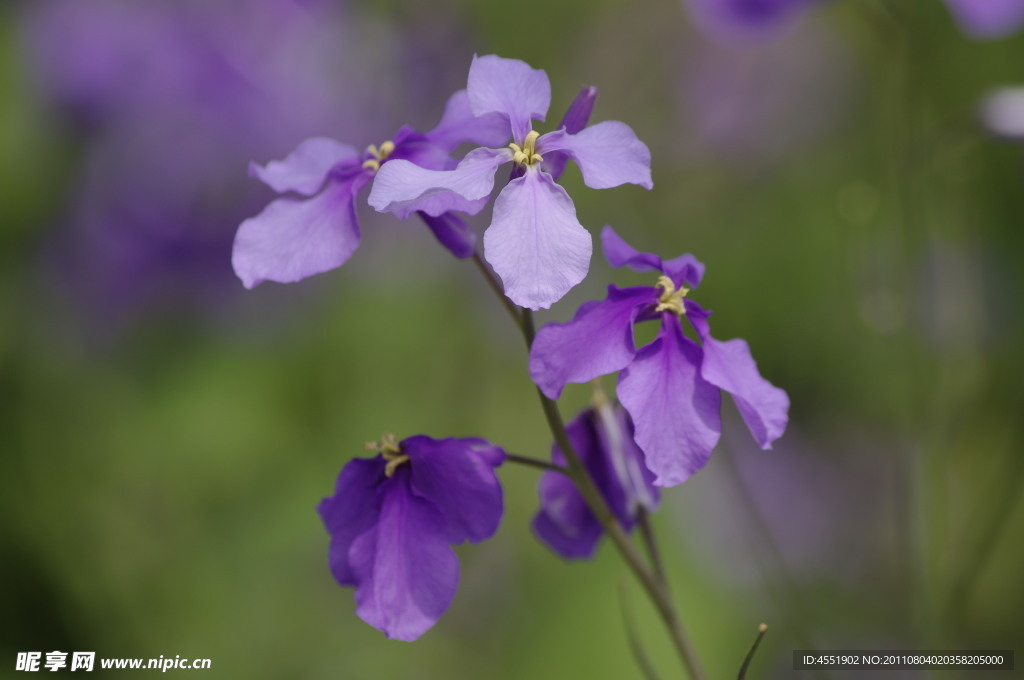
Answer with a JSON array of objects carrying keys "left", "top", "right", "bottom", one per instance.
[
  {"left": 483, "top": 170, "right": 592, "bottom": 310},
  {"left": 232, "top": 171, "right": 369, "bottom": 288},
  {"left": 249, "top": 137, "right": 359, "bottom": 196},
  {"left": 417, "top": 211, "right": 476, "bottom": 259},
  {"left": 944, "top": 0, "right": 1024, "bottom": 40},
  {"left": 529, "top": 285, "right": 654, "bottom": 399},
  {"left": 538, "top": 121, "right": 652, "bottom": 190},
  {"left": 318, "top": 457, "right": 386, "bottom": 587},
  {"left": 544, "top": 86, "right": 598, "bottom": 181},
  {"left": 687, "top": 303, "right": 790, "bottom": 449},
  {"left": 617, "top": 316, "right": 722, "bottom": 487},
  {"left": 532, "top": 413, "right": 604, "bottom": 559},
  {"left": 368, "top": 147, "right": 510, "bottom": 219},
  {"left": 467, "top": 54, "right": 550, "bottom": 144},
  {"left": 425, "top": 89, "right": 511, "bottom": 152},
  {"left": 348, "top": 476, "right": 459, "bottom": 641},
  {"left": 601, "top": 226, "right": 705, "bottom": 288},
  {"left": 594, "top": 402, "right": 660, "bottom": 515},
  {"left": 404, "top": 435, "right": 505, "bottom": 545}
]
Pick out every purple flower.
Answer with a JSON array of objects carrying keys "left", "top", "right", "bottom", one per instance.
[
  {"left": 317, "top": 434, "right": 506, "bottom": 641},
  {"left": 369, "top": 55, "right": 653, "bottom": 310},
  {"left": 534, "top": 400, "right": 659, "bottom": 559},
  {"left": 233, "top": 90, "right": 508, "bottom": 288},
  {"left": 683, "top": 0, "right": 821, "bottom": 42},
  {"left": 944, "top": 0, "right": 1024, "bottom": 40},
  {"left": 529, "top": 227, "right": 789, "bottom": 487}
]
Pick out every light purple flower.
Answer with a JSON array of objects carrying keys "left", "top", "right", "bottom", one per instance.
[
  {"left": 684, "top": 0, "right": 821, "bottom": 42},
  {"left": 533, "top": 401, "right": 659, "bottom": 559},
  {"left": 944, "top": 0, "right": 1024, "bottom": 40},
  {"left": 529, "top": 227, "right": 789, "bottom": 487},
  {"left": 318, "top": 434, "right": 505, "bottom": 641},
  {"left": 233, "top": 90, "right": 508, "bottom": 288},
  {"left": 369, "top": 55, "right": 653, "bottom": 310}
]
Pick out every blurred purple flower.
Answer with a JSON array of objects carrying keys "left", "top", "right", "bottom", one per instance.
[
  {"left": 534, "top": 400, "right": 659, "bottom": 559},
  {"left": 20, "top": 0, "right": 457, "bottom": 331},
  {"left": 944, "top": 0, "right": 1024, "bottom": 40},
  {"left": 683, "top": 0, "right": 822, "bottom": 42},
  {"left": 980, "top": 86, "right": 1024, "bottom": 141},
  {"left": 369, "top": 55, "right": 652, "bottom": 310},
  {"left": 232, "top": 91, "right": 508, "bottom": 288},
  {"left": 318, "top": 434, "right": 505, "bottom": 641},
  {"left": 530, "top": 227, "right": 789, "bottom": 487}
]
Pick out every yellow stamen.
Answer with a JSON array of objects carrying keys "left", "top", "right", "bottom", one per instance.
[
  {"left": 362, "top": 140, "right": 396, "bottom": 174},
  {"left": 508, "top": 130, "right": 543, "bottom": 167},
  {"left": 655, "top": 275, "right": 688, "bottom": 316},
  {"left": 364, "top": 433, "right": 410, "bottom": 477}
]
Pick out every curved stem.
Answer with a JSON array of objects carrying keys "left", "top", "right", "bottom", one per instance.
[{"left": 637, "top": 508, "right": 667, "bottom": 588}]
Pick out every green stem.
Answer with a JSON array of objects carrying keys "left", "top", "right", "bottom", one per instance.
[
  {"left": 637, "top": 507, "right": 668, "bottom": 589},
  {"left": 505, "top": 452, "right": 568, "bottom": 475},
  {"left": 737, "top": 624, "right": 768, "bottom": 680}
]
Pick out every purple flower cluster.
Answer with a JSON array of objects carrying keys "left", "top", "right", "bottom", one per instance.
[{"left": 237, "top": 54, "right": 788, "bottom": 642}]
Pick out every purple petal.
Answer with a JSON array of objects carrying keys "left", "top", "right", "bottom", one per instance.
[
  {"left": 348, "top": 476, "right": 459, "bottom": 641},
  {"left": 944, "top": 0, "right": 1024, "bottom": 40},
  {"left": 467, "top": 54, "right": 550, "bottom": 144},
  {"left": 417, "top": 211, "right": 476, "bottom": 259},
  {"left": 368, "top": 147, "right": 510, "bottom": 219},
  {"left": 601, "top": 226, "right": 705, "bottom": 288},
  {"left": 686, "top": 304, "right": 790, "bottom": 449},
  {"left": 318, "top": 457, "right": 386, "bottom": 587},
  {"left": 232, "top": 172, "right": 369, "bottom": 288},
  {"left": 249, "top": 137, "right": 359, "bottom": 196},
  {"left": 544, "top": 86, "right": 598, "bottom": 181},
  {"left": 594, "top": 403, "right": 660, "bottom": 515},
  {"left": 404, "top": 435, "right": 505, "bottom": 545},
  {"left": 483, "top": 170, "right": 592, "bottom": 310},
  {"left": 538, "top": 121, "right": 652, "bottom": 190},
  {"left": 618, "top": 317, "right": 722, "bottom": 487},
  {"left": 529, "top": 285, "right": 655, "bottom": 399},
  {"left": 532, "top": 414, "right": 604, "bottom": 559},
  {"left": 425, "top": 89, "right": 511, "bottom": 152}
]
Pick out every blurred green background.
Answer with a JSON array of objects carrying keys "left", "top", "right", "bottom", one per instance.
[{"left": 2, "top": 0, "right": 1022, "bottom": 677}]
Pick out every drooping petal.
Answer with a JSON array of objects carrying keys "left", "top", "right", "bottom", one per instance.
[
  {"left": 416, "top": 211, "right": 476, "bottom": 259},
  {"left": 618, "top": 317, "right": 722, "bottom": 487},
  {"left": 249, "top": 137, "right": 359, "bottom": 196},
  {"left": 467, "top": 54, "right": 550, "bottom": 144},
  {"left": 232, "top": 171, "right": 369, "bottom": 288},
  {"left": 601, "top": 226, "right": 705, "bottom": 289},
  {"left": 348, "top": 475, "right": 459, "bottom": 642},
  {"left": 368, "top": 147, "right": 510, "bottom": 218},
  {"left": 538, "top": 121, "right": 652, "bottom": 190},
  {"left": 686, "top": 301, "right": 790, "bottom": 449},
  {"left": 532, "top": 413, "right": 604, "bottom": 559},
  {"left": 404, "top": 435, "right": 505, "bottom": 545},
  {"left": 594, "top": 402, "right": 660, "bottom": 515},
  {"left": 425, "top": 89, "right": 511, "bottom": 152},
  {"left": 318, "top": 457, "right": 386, "bottom": 587},
  {"left": 544, "top": 86, "right": 598, "bottom": 181},
  {"left": 529, "top": 285, "right": 655, "bottom": 399},
  {"left": 483, "top": 169, "right": 592, "bottom": 310}
]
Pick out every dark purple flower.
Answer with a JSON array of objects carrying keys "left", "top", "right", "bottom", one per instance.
[
  {"left": 369, "top": 55, "right": 652, "bottom": 310},
  {"left": 529, "top": 227, "right": 789, "bottom": 487},
  {"left": 232, "top": 90, "right": 508, "bottom": 288},
  {"left": 944, "top": 0, "right": 1024, "bottom": 40},
  {"left": 534, "top": 400, "right": 659, "bottom": 559},
  {"left": 684, "top": 0, "right": 821, "bottom": 42},
  {"left": 318, "top": 434, "right": 506, "bottom": 641}
]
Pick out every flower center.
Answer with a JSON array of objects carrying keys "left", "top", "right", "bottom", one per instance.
[
  {"left": 509, "top": 130, "right": 543, "bottom": 167},
  {"left": 362, "top": 140, "right": 396, "bottom": 173},
  {"left": 655, "top": 275, "right": 688, "bottom": 316},
  {"left": 364, "top": 432, "right": 409, "bottom": 477}
]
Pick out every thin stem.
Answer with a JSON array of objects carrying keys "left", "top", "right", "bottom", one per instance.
[
  {"left": 637, "top": 507, "right": 667, "bottom": 589},
  {"left": 471, "top": 251, "right": 522, "bottom": 332},
  {"left": 505, "top": 452, "right": 568, "bottom": 475},
  {"left": 737, "top": 623, "right": 768, "bottom": 680},
  {"left": 523, "top": 309, "right": 708, "bottom": 680}
]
